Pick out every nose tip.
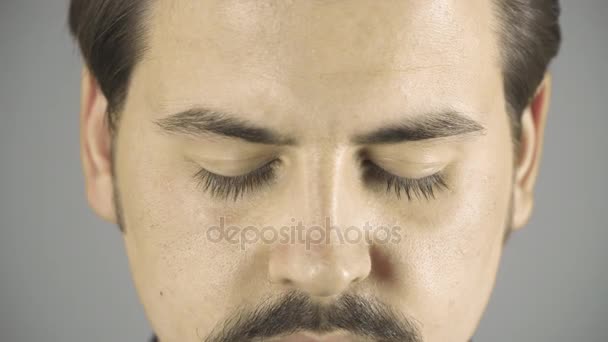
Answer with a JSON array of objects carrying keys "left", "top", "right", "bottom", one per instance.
[
  {"left": 295, "top": 265, "right": 365, "bottom": 297},
  {"left": 269, "top": 245, "right": 371, "bottom": 297}
]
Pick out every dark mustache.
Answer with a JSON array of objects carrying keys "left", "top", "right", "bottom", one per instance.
[{"left": 204, "top": 291, "right": 422, "bottom": 342}]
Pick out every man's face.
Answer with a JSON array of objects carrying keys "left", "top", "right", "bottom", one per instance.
[{"left": 103, "top": 0, "right": 518, "bottom": 341}]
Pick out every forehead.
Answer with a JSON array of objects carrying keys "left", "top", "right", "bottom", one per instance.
[{"left": 136, "top": 0, "right": 503, "bottom": 135}]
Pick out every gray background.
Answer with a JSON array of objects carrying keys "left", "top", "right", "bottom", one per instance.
[{"left": 0, "top": 0, "right": 606, "bottom": 341}]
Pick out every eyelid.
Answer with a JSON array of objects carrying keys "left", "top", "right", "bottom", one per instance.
[
  {"left": 194, "top": 159, "right": 280, "bottom": 201},
  {"left": 374, "top": 156, "right": 444, "bottom": 166},
  {"left": 201, "top": 158, "right": 280, "bottom": 178},
  {"left": 369, "top": 143, "right": 459, "bottom": 165},
  {"left": 373, "top": 157, "right": 446, "bottom": 178},
  {"left": 188, "top": 154, "right": 278, "bottom": 177},
  {"left": 361, "top": 160, "right": 449, "bottom": 201},
  {"left": 199, "top": 155, "right": 275, "bottom": 163}
]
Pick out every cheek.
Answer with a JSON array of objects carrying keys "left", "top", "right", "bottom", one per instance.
[
  {"left": 115, "top": 120, "right": 245, "bottom": 338},
  {"left": 400, "top": 131, "right": 514, "bottom": 336},
  {"left": 122, "top": 169, "right": 246, "bottom": 339}
]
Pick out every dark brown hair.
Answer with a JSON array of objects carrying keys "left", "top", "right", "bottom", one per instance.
[{"left": 68, "top": 0, "right": 561, "bottom": 143}]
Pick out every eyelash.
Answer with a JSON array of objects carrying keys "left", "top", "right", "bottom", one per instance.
[
  {"left": 194, "top": 159, "right": 449, "bottom": 202},
  {"left": 359, "top": 160, "right": 449, "bottom": 201},
  {"left": 194, "top": 159, "right": 281, "bottom": 201}
]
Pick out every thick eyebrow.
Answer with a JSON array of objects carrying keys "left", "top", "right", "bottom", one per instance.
[
  {"left": 155, "top": 107, "right": 486, "bottom": 146},
  {"left": 155, "top": 108, "right": 297, "bottom": 145},
  {"left": 351, "top": 111, "right": 486, "bottom": 145}
]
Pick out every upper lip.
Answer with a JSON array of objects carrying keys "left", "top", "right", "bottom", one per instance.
[{"left": 268, "top": 331, "right": 362, "bottom": 342}]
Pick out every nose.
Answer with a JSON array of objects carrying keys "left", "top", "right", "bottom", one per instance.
[
  {"left": 267, "top": 149, "right": 372, "bottom": 297},
  {"left": 269, "top": 241, "right": 372, "bottom": 297}
]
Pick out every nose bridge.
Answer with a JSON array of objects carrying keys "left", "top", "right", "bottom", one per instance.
[
  {"left": 267, "top": 144, "right": 372, "bottom": 297},
  {"left": 295, "top": 142, "right": 353, "bottom": 225},
  {"left": 306, "top": 144, "right": 339, "bottom": 223}
]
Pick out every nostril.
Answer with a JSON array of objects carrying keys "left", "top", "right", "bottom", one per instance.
[{"left": 268, "top": 243, "right": 372, "bottom": 297}]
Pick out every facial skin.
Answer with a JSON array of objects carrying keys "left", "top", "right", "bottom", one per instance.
[{"left": 79, "top": 1, "right": 551, "bottom": 341}]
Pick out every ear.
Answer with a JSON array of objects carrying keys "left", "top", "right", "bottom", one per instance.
[
  {"left": 80, "top": 67, "right": 117, "bottom": 224},
  {"left": 511, "top": 73, "right": 552, "bottom": 230}
]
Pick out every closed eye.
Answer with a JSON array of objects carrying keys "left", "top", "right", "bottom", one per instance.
[
  {"left": 194, "top": 159, "right": 281, "bottom": 201},
  {"left": 193, "top": 158, "right": 448, "bottom": 202},
  {"left": 360, "top": 159, "right": 449, "bottom": 201}
]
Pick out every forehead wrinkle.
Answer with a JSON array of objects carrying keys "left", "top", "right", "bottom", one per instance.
[
  {"left": 315, "top": 64, "right": 458, "bottom": 81},
  {"left": 142, "top": 0, "right": 502, "bottom": 97},
  {"left": 145, "top": 0, "right": 501, "bottom": 67},
  {"left": 137, "top": 0, "right": 503, "bottom": 144},
  {"left": 150, "top": 1, "right": 471, "bottom": 61}
]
